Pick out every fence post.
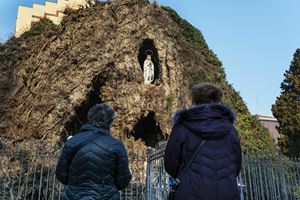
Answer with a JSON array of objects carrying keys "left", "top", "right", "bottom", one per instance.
[
  {"left": 278, "top": 149, "right": 288, "bottom": 200},
  {"left": 145, "top": 148, "right": 153, "bottom": 200}
]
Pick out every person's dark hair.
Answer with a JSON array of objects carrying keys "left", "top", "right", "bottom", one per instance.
[
  {"left": 191, "top": 83, "right": 222, "bottom": 105},
  {"left": 87, "top": 103, "right": 115, "bottom": 129}
]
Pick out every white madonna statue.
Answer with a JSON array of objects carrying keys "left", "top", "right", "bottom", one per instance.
[{"left": 143, "top": 55, "right": 154, "bottom": 84}]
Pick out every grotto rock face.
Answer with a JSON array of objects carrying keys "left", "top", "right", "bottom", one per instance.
[
  {"left": 1, "top": 0, "right": 196, "bottom": 144},
  {"left": 0, "top": 0, "right": 275, "bottom": 151}
]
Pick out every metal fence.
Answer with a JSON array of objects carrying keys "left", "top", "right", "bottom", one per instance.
[
  {"left": 0, "top": 142, "right": 62, "bottom": 200},
  {"left": 146, "top": 142, "right": 300, "bottom": 200},
  {"left": 238, "top": 154, "right": 300, "bottom": 200},
  {"left": 0, "top": 140, "right": 148, "bottom": 200},
  {"left": 1, "top": 140, "right": 300, "bottom": 200}
]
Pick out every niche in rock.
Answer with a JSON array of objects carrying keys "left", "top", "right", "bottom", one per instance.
[
  {"left": 131, "top": 112, "right": 164, "bottom": 147},
  {"left": 138, "top": 39, "right": 160, "bottom": 84},
  {"left": 62, "top": 73, "right": 106, "bottom": 139}
]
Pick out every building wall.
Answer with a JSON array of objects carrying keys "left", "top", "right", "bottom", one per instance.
[
  {"left": 15, "top": 0, "right": 91, "bottom": 37},
  {"left": 256, "top": 115, "right": 280, "bottom": 144},
  {"left": 260, "top": 120, "right": 280, "bottom": 143}
]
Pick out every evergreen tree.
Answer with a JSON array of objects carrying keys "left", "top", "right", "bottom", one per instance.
[{"left": 272, "top": 49, "right": 300, "bottom": 156}]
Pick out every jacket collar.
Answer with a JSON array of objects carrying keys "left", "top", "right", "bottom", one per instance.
[
  {"left": 173, "top": 104, "right": 235, "bottom": 125},
  {"left": 79, "top": 123, "right": 110, "bottom": 135}
]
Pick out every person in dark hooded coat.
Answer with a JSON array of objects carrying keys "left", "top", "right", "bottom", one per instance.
[
  {"left": 164, "top": 83, "right": 242, "bottom": 200},
  {"left": 56, "top": 103, "right": 132, "bottom": 200}
]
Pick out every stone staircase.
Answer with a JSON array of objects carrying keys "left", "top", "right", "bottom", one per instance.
[{"left": 15, "top": 0, "right": 92, "bottom": 37}]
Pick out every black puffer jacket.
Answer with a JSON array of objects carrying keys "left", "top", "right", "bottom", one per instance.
[{"left": 56, "top": 123, "right": 132, "bottom": 200}]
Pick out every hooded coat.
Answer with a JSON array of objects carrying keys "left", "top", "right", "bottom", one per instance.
[
  {"left": 56, "top": 123, "right": 132, "bottom": 200},
  {"left": 164, "top": 104, "right": 242, "bottom": 200}
]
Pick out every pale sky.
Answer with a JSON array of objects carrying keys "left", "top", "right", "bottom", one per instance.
[{"left": 156, "top": 0, "right": 300, "bottom": 115}]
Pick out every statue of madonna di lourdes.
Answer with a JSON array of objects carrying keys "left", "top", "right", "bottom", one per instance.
[{"left": 143, "top": 53, "right": 154, "bottom": 84}]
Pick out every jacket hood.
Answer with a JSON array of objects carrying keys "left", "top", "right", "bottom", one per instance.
[
  {"left": 173, "top": 104, "right": 235, "bottom": 139},
  {"left": 79, "top": 123, "right": 110, "bottom": 135}
]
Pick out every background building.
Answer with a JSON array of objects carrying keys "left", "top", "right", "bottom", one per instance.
[
  {"left": 15, "top": 0, "right": 92, "bottom": 37},
  {"left": 256, "top": 115, "right": 280, "bottom": 144}
]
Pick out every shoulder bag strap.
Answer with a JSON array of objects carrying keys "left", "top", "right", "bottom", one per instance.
[{"left": 174, "top": 139, "right": 206, "bottom": 185}]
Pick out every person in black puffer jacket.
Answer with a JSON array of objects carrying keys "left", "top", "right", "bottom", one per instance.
[{"left": 56, "top": 103, "right": 132, "bottom": 200}]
